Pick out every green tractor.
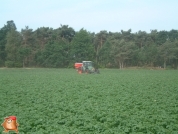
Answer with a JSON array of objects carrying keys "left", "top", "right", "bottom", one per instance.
[{"left": 74, "top": 61, "right": 100, "bottom": 74}]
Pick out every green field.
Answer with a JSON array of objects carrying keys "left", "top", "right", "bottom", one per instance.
[{"left": 0, "top": 68, "right": 178, "bottom": 134}]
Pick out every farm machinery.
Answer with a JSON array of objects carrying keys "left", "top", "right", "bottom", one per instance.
[{"left": 74, "top": 61, "right": 100, "bottom": 74}]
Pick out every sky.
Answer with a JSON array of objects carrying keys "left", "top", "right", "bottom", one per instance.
[{"left": 1, "top": 0, "right": 178, "bottom": 33}]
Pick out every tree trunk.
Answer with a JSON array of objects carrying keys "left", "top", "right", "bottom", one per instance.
[
  {"left": 95, "top": 45, "right": 99, "bottom": 64},
  {"left": 100, "top": 38, "right": 103, "bottom": 49},
  {"left": 119, "top": 62, "right": 122, "bottom": 69},
  {"left": 119, "top": 60, "right": 124, "bottom": 69},
  {"left": 164, "top": 61, "right": 166, "bottom": 69},
  {"left": 23, "top": 59, "right": 25, "bottom": 68},
  {"left": 121, "top": 62, "right": 124, "bottom": 69}
]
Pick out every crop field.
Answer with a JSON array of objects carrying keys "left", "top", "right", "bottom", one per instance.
[{"left": 0, "top": 68, "right": 178, "bottom": 134}]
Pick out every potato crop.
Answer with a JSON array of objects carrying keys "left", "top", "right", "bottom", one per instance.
[{"left": 0, "top": 68, "right": 178, "bottom": 133}]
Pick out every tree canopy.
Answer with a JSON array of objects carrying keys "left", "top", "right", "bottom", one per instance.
[{"left": 0, "top": 20, "right": 178, "bottom": 69}]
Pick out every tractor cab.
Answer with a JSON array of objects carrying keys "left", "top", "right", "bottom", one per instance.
[
  {"left": 83, "top": 61, "right": 100, "bottom": 74},
  {"left": 83, "top": 61, "right": 93, "bottom": 70}
]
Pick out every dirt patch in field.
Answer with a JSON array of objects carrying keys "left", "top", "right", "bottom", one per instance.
[
  {"left": 0, "top": 67, "right": 35, "bottom": 69},
  {"left": 124, "top": 66, "right": 165, "bottom": 70},
  {"left": 0, "top": 67, "right": 8, "bottom": 69}
]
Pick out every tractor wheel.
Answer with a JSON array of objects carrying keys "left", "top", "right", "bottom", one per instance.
[
  {"left": 78, "top": 67, "right": 82, "bottom": 74},
  {"left": 85, "top": 69, "right": 89, "bottom": 74},
  {"left": 78, "top": 70, "right": 82, "bottom": 74},
  {"left": 95, "top": 69, "right": 100, "bottom": 74}
]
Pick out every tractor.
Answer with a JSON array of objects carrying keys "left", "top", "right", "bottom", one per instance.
[{"left": 74, "top": 61, "right": 100, "bottom": 74}]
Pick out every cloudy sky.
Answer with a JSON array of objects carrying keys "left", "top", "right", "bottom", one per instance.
[{"left": 1, "top": 0, "right": 178, "bottom": 33}]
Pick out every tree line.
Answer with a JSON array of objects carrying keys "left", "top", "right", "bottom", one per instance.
[{"left": 0, "top": 20, "right": 178, "bottom": 69}]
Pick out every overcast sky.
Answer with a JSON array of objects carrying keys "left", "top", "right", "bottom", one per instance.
[{"left": 1, "top": 0, "right": 178, "bottom": 33}]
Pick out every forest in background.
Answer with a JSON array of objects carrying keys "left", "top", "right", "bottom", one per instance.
[{"left": 0, "top": 20, "right": 178, "bottom": 69}]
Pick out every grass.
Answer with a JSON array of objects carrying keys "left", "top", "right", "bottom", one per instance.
[{"left": 0, "top": 68, "right": 178, "bottom": 133}]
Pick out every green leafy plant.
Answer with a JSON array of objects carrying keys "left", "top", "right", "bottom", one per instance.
[{"left": 0, "top": 69, "right": 178, "bottom": 133}]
